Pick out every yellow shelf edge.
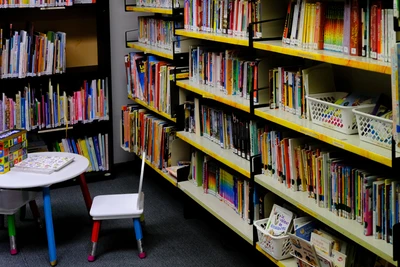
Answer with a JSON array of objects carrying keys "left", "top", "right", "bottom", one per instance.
[
  {"left": 176, "top": 132, "right": 251, "bottom": 178},
  {"left": 126, "top": 42, "right": 174, "bottom": 59},
  {"left": 254, "top": 109, "right": 391, "bottom": 167},
  {"left": 253, "top": 42, "right": 391, "bottom": 75},
  {"left": 128, "top": 95, "right": 177, "bottom": 123},
  {"left": 176, "top": 80, "right": 250, "bottom": 112},
  {"left": 175, "top": 29, "right": 249, "bottom": 46},
  {"left": 125, "top": 6, "right": 173, "bottom": 14},
  {"left": 178, "top": 182, "right": 253, "bottom": 244},
  {"left": 256, "top": 244, "right": 297, "bottom": 267},
  {"left": 255, "top": 175, "right": 396, "bottom": 265}
]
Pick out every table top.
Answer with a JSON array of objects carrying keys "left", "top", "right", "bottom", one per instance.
[{"left": 0, "top": 152, "right": 89, "bottom": 189}]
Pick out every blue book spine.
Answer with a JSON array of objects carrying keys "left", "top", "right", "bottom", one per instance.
[
  {"left": 21, "top": 97, "right": 25, "bottom": 129},
  {"left": 93, "top": 136, "right": 102, "bottom": 170},
  {"left": 70, "top": 138, "right": 78, "bottom": 154}
]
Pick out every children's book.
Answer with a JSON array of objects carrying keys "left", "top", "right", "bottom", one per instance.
[
  {"left": 289, "top": 233, "right": 321, "bottom": 267},
  {"left": 265, "top": 204, "right": 294, "bottom": 236},
  {"left": 13, "top": 155, "right": 74, "bottom": 174}
]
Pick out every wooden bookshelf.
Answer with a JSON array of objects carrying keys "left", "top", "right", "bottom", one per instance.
[
  {"left": 255, "top": 174, "right": 395, "bottom": 265},
  {"left": 176, "top": 131, "right": 251, "bottom": 178},
  {"left": 255, "top": 108, "right": 395, "bottom": 167},
  {"left": 175, "top": 29, "right": 249, "bottom": 46},
  {"left": 128, "top": 95, "right": 176, "bottom": 123},
  {"left": 253, "top": 40, "right": 391, "bottom": 75},
  {"left": 176, "top": 80, "right": 250, "bottom": 112},
  {"left": 125, "top": 6, "right": 173, "bottom": 14},
  {"left": 178, "top": 180, "right": 253, "bottom": 244},
  {"left": 126, "top": 42, "right": 174, "bottom": 59}
]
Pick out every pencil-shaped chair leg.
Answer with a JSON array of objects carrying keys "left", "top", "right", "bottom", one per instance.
[
  {"left": 7, "top": 215, "right": 17, "bottom": 255},
  {"left": 88, "top": 221, "right": 101, "bottom": 262},
  {"left": 29, "top": 200, "right": 43, "bottom": 229},
  {"left": 133, "top": 218, "right": 146, "bottom": 259}
]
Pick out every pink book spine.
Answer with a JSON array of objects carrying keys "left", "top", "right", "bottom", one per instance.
[
  {"left": 76, "top": 91, "right": 82, "bottom": 121},
  {"left": 100, "top": 89, "right": 104, "bottom": 118},
  {"left": 364, "top": 185, "right": 373, "bottom": 235},
  {"left": 41, "top": 95, "right": 45, "bottom": 129},
  {"left": 38, "top": 102, "right": 41, "bottom": 128},
  {"left": 10, "top": 99, "right": 14, "bottom": 129}
]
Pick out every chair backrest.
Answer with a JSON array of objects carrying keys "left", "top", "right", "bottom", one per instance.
[{"left": 137, "top": 151, "right": 146, "bottom": 210}]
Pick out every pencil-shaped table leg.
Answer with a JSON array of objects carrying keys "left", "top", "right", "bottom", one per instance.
[
  {"left": 78, "top": 174, "right": 92, "bottom": 212},
  {"left": 43, "top": 187, "right": 57, "bottom": 266},
  {"left": 133, "top": 218, "right": 146, "bottom": 259},
  {"left": 7, "top": 214, "right": 17, "bottom": 255}
]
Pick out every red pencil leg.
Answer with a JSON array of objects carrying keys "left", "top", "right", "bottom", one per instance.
[
  {"left": 78, "top": 174, "right": 92, "bottom": 212},
  {"left": 88, "top": 221, "right": 101, "bottom": 262},
  {"left": 29, "top": 200, "right": 43, "bottom": 229}
]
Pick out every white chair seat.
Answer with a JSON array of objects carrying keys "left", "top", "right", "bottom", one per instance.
[{"left": 90, "top": 193, "right": 143, "bottom": 220}]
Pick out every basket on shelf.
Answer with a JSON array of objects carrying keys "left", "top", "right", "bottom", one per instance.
[
  {"left": 353, "top": 106, "right": 395, "bottom": 151},
  {"left": 254, "top": 218, "right": 292, "bottom": 261},
  {"left": 306, "top": 92, "right": 375, "bottom": 135}
]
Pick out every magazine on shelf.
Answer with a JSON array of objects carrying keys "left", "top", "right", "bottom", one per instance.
[{"left": 13, "top": 155, "right": 75, "bottom": 174}]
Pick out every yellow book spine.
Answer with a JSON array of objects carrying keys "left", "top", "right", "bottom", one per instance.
[
  {"left": 79, "top": 139, "right": 92, "bottom": 171},
  {"left": 59, "top": 142, "right": 65, "bottom": 152}
]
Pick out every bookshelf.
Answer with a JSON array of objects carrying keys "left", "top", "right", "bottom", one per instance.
[
  {"left": 170, "top": 0, "right": 399, "bottom": 266},
  {"left": 125, "top": 6, "right": 173, "bottom": 14},
  {"left": 127, "top": 95, "right": 177, "bottom": 123},
  {"left": 0, "top": 0, "right": 113, "bottom": 179}
]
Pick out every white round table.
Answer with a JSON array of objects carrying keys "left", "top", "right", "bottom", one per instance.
[{"left": 0, "top": 152, "right": 89, "bottom": 266}]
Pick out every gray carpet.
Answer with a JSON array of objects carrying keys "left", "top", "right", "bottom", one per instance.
[{"left": 0, "top": 161, "right": 271, "bottom": 267}]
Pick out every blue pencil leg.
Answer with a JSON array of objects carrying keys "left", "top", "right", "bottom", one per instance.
[
  {"left": 43, "top": 187, "right": 57, "bottom": 266},
  {"left": 133, "top": 218, "right": 145, "bottom": 259}
]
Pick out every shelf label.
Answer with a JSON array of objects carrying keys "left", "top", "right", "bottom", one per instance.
[
  {"left": 299, "top": 127, "right": 318, "bottom": 138},
  {"left": 332, "top": 141, "right": 344, "bottom": 148}
]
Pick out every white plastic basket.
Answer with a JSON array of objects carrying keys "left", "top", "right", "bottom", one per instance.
[
  {"left": 254, "top": 218, "right": 292, "bottom": 261},
  {"left": 353, "top": 106, "right": 394, "bottom": 151},
  {"left": 306, "top": 92, "right": 375, "bottom": 135}
]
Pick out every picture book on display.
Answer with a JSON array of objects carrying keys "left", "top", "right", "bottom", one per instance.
[
  {"left": 265, "top": 204, "right": 295, "bottom": 236},
  {"left": 13, "top": 155, "right": 74, "bottom": 174}
]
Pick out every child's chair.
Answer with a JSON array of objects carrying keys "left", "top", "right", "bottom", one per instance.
[
  {"left": 88, "top": 151, "right": 146, "bottom": 262},
  {"left": 0, "top": 190, "right": 41, "bottom": 255}
]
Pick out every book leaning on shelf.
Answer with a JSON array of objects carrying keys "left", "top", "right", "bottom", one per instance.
[
  {"left": 0, "top": 23, "right": 66, "bottom": 79},
  {"left": 184, "top": 102, "right": 264, "bottom": 161},
  {"left": 52, "top": 134, "right": 109, "bottom": 172},
  {"left": 189, "top": 46, "right": 268, "bottom": 104},
  {"left": 189, "top": 150, "right": 251, "bottom": 223},
  {"left": 0, "top": 78, "right": 110, "bottom": 132},
  {"left": 125, "top": 52, "right": 188, "bottom": 116},
  {"left": 120, "top": 104, "right": 178, "bottom": 172},
  {"left": 183, "top": 0, "right": 262, "bottom": 38},
  {"left": 138, "top": 16, "right": 183, "bottom": 52},
  {"left": 0, "top": 0, "right": 95, "bottom": 8},
  {"left": 13, "top": 154, "right": 74, "bottom": 174},
  {"left": 282, "top": 0, "right": 395, "bottom": 62}
]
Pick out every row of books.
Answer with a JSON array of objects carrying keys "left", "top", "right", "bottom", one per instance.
[
  {"left": 0, "top": 0, "right": 94, "bottom": 8},
  {"left": 189, "top": 47, "right": 262, "bottom": 104},
  {"left": 184, "top": 102, "right": 256, "bottom": 161},
  {"left": 135, "top": 0, "right": 180, "bottom": 8},
  {"left": 183, "top": 0, "right": 262, "bottom": 38},
  {"left": 283, "top": 0, "right": 395, "bottom": 62},
  {"left": 258, "top": 127, "right": 398, "bottom": 243},
  {"left": 0, "top": 78, "right": 110, "bottom": 132},
  {"left": 51, "top": 134, "right": 109, "bottom": 172},
  {"left": 120, "top": 104, "right": 177, "bottom": 171},
  {"left": 190, "top": 150, "right": 250, "bottom": 223},
  {"left": 138, "top": 16, "right": 183, "bottom": 52},
  {"left": 0, "top": 24, "right": 66, "bottom": 79},
  {"left": 125, "top": 52, "right": 188, "bottom": 116}
]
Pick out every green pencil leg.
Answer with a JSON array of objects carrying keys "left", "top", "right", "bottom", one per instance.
[{"left": 7, "top": 215, "right": 17, "bottom": 255}]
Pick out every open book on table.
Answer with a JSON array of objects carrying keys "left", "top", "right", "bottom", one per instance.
[{"left": 13, "top": 155, "right": 75, "bottom": 174}]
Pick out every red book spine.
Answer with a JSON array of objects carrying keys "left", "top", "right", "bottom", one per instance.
[
  {"left": 376, "top": 4, "right": 381, "bottom": 60},
  {"left": 350, "top": 0, "right": 361, "bottom": 56},
  {"left": 370, "top": 4, "right": 377, "bottom": 59},
  {"left": 314, "top": 2, "right": 325, "bottom": 50}
]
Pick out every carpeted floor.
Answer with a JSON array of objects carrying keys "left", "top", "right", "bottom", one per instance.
[{"left": 0, "top": 161, "right": 271, "bottom": 267}]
